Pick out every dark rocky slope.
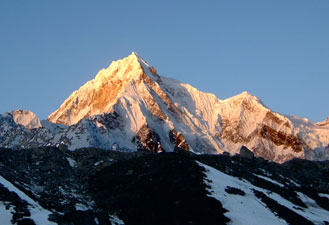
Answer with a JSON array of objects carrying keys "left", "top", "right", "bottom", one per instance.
[{"left": 0, "top": 147, "right": 328, "bottom": 224}]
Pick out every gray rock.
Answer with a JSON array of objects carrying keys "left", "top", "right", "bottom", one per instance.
[{"left": 239, "top": 146, "right": 254, "bottom": 159}]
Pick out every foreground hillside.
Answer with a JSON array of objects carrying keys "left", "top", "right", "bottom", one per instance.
[{"left": 0, "top": 147, "right": 328, "bottom": 225}]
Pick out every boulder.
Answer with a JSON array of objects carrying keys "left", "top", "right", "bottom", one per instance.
[{"left": 239, "top": 146, "right": 254, "bottom": 159}]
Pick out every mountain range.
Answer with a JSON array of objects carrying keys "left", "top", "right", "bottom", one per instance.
[
  {"left": 1, "top": 52, "right": 329, "bottom": 224},
  {"left": 1, "top": 52, "right": 329, "bottom": 163}
]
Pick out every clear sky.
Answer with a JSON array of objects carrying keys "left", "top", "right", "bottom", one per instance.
[{"left": 0, "top": 0, "right": 328, "bottom": 122}]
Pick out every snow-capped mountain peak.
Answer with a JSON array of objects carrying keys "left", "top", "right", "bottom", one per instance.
[
  {"left": 44, "top": 53, "right": 329, "bottom": 161},
  {"left": 11, "top": 110, "right": 41, "bottom": 129},
  {"left": 48, "top": 52, "right": 159, "bottom": 126},
  {"left": 1, "top": 53, "right": 329, "bottom": 162},
  {"left": 222, "top": 91, "right": 264, "bottom": 107}
]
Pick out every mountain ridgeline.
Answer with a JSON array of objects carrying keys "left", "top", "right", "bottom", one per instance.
[{"left": 1, "top": 52, "right": 329, "bottom": 163}]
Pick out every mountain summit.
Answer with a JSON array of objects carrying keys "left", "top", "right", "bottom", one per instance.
[
  {"left": 1, "top": 53, "right": 329, "bottom": 162},
  {"left": 48, "top": 52, "right": 158, "bottom": 125}
]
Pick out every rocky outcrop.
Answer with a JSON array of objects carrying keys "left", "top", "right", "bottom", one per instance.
[
  {"left": 259, "top": 125, "right": 306, "bottom": 153},
  {"left": 169, "top": 129, "right": 189, "bottom": 151},
  {"left": 91, "top": 111, "right": 123, "bottom": 130},
  {"left": 239, "top": 146, "right": 254, "bottom": 159},
  {"left": 135, "top": 124, "right": 163, "bottom": 152}
]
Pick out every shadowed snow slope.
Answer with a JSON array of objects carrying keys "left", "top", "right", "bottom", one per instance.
[{"left": 199, "top": 161, "right": 329, "bottom": 225}]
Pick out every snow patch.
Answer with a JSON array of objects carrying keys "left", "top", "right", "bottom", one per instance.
[
  {"left": 267, "top": 191, "right": 329, "bottom": 223},
  {"left": 0, "top": 202, "right": 14, "bottom": 225},
  {"left": 109, "top": 214, "right": 125, "bottom": 225},
  {"left": 94, "top": 160, "right": 103, "bottom": 166},
  {"left": 197, "top": 161, "right": 287, "bottom": 225},
  {"left": 66, "top": 157, "right": 77, "bottom": 167},
  {"left": 0, "top": 175, "right": 56, "bottom": 225},
  {"left": 253, "top": 174, "right": 285, "bottom": 187},
  {"left": 287, "top": 178, "right": 301, "bottom": 187},
  {"left": 198, "top": 161, "right": 329, "bottom": 225},
  {"left": 319, "top": 193, "right": 329, "bottom": 199},
  {"left": 75, "top": 203, "right": 89, "bottom": 211}
]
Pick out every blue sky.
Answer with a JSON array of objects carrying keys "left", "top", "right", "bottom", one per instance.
[{"left": 0, "top": 0, "right": 328, "bottom": 122}]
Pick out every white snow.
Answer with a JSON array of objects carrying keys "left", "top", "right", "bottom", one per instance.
[
  {"left": 287, "top": 178, "right": 301, "bottom": 187},
  {"left": 75, "top": 203, "right": 89, "bottom": 211},
  {"left": 319, "top": 193, "right": 329, "bottom": 199},
  {"left": 268, "top": 191, "right": 329, "bottom": 223},
  {"left": 0, "top": 202, "right": 14, "bottom": 225},
  {"left": 94, "top": 160, "right": 103, "bottom": 166},
  {"left": 198, "top": 161, "right": 329, "bottom": 225},
  {"left": 48, "top": 52, "right": 145, "bottom": 126},
  {"left": 109, "top": 214, "right": 125, "bottom": 225},
  {"left": 66, "top": 157, "right": 77, "bottom": 167},
  {"left": 41, "top": 120, "right": 67, "bottom": 134},
  {"left": 0, "top": 175, "right": 56, "bottom": 225},
  {"left": 253, "top": 174, "right": 285, "bottom": 187},
  {"left": 197, "top": 161, "right": 287, "bottom": 225}
]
